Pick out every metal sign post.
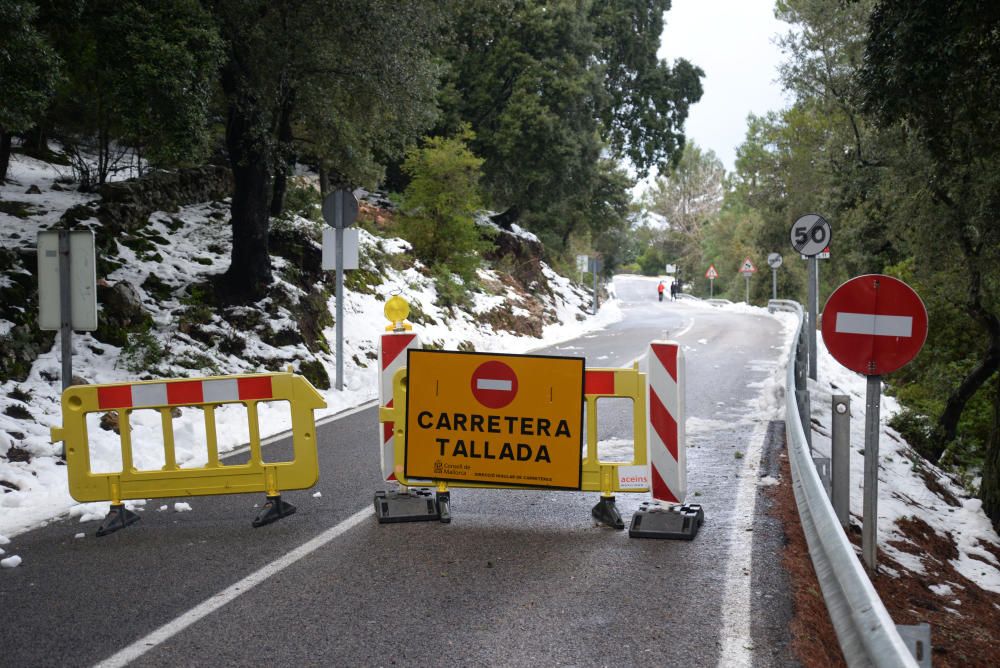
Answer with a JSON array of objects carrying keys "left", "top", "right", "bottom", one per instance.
[
  {"left": 862, "top": 376, "right": 881, "bottom": 569},
  {"left": 58, "top": 231, "right": 72, "bottom": 391},
  {"left": 589, "top": 257, "right": 601, "bottom": 315},
  {"left": 322, "top": 189, "right": 359, "bottom": 391}
]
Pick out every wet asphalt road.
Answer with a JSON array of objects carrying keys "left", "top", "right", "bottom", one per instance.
[{"left": 0, "top": 277, "right": 798, "bottom": 667}]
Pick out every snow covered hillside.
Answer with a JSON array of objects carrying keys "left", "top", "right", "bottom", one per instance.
[{"left": 0, "top": 154, "right": 622, "bottom": 539}]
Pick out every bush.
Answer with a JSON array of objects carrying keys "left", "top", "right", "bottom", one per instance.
[
  {"left": 120, "top": 329, "right": 165, "bottom": 373},
  {"left": 398, "top": 128, "right": 493, "bottom": 285}
]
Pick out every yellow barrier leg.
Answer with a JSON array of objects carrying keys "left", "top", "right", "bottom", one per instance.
[
  {"left": 591, "top": 465, "right": 624, "bottom": 530},
  {"left": 436, "top": 481, "right": 452, "bottom": 524},
  {"left": 252, "top": 460, "right": 297, "bottom": 529},
  {"left": 96, "top": 478, "right": 141, "bottom": 537}
]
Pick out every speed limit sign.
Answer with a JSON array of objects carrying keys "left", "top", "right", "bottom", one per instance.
[{"left": 790, "top": 214, "right": 831, "bottom": 257}]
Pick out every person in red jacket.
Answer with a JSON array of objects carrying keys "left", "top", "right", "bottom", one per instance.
[{"left": 657, "top": 281, "right": 665, "bottom": 301}]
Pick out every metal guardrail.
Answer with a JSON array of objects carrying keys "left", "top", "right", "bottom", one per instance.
[{"left": 768, "top": 299, "right": 918, "bottom": 668}]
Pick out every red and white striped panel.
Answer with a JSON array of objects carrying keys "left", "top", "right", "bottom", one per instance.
[
  {"left": 648, "top": 341, "right": 686, "bottom": 504},
  {"left": 97, "top": 376, "right": 273, "bottom": 410},
  {"left": 378, "top": 332, "right": 421, "bottom": 481}
]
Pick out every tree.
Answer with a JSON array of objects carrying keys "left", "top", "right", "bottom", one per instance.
[
  {"left": 0, "top": 0, "right": 61, "bottom": 182},
  {"left": 435, "top": 0, "right": 701, "bottom": 251},
  {"left": 398, "top": 129, "right": 491, "bottom": 284},
  {"left": 642, "top": 142, "right": 725, "bottom": 285},
  {"left": 208, "top": 0, "right": 442, "bottom": 302},
  {"left": 38, "top": 0, "right": 222, "bottom": 187},
  {"left": 860, "top": 1, "right": 1000, "bottom": 492}
]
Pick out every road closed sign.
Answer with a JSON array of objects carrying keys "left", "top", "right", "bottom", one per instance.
[
  {"left": 405, "top": 350, "right": 585, "bottom": 489},
  {"left": 821, "top": 274, "right": 928, "bottom": 375}
]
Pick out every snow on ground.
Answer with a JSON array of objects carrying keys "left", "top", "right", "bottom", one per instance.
[{"left": 0, "top": 155, "right": 622, "bottom": 543}]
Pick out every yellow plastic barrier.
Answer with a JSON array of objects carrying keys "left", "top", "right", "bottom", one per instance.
[
  {"left": 380, "top": 364, "right": 648, "bottom": 496},
  {"left": 51, "top": 372, "right": 325, "bottom": 513}
]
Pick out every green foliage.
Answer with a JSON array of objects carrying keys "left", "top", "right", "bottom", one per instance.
[
  {"left": 41, "top": 0, "right": 223, "bottom": 184},
  {"left": 434, "top": 0, "right": 698, "bottom": 263},
  {"left": 0, "top": 0, "right": 62, "bottom": 133},
  {"left": 298, "top": 358, "right": 330, "bottom": 391},
  {"left": 431, "top": 264, "right": 472, "bottom": 315},
  {"left": 398, "top": 130, "right": 493, "bottom": 284},
  {"left": 280, "top": 181, "right": 322, "bottom": 223},
  {"left": 119, "top": 329, "right": 165, "bottom": 373}
]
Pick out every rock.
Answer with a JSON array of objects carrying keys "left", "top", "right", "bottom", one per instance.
[
  {"left": 94, "top": 280, "right": 150, "bottom": 346},
  {"left": 99, "top": 411, "right": 120, "bottom": 434},
  {"left": 25, "top": 185, "right": 41, "bottom": 195}
]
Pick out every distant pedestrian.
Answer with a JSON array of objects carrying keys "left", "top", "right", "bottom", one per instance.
[
  {"left": 670, "top": 281, "right": 679, "bottom": 301},
  {"left": 657, "top": 281, "right": 665, "bottom": 302}
]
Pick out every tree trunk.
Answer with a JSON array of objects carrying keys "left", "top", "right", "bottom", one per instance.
[
  {"left": 270, "top": 96, "right": 295, "bottom": 217},
  {"left": 982, "top": 373, "right": 1000, "bottom": 531},
  {"left": 933, "top": 248, "right": 1000, "bottom": 458},
  {"left": 318, "top": 162, "right": 330, "bottom": 197},
  {"left": 221, "top": 102, "right": 273, "bottom": 303},
  {"left": 0, "top": 129, "right": 11, "bottom": 184}
]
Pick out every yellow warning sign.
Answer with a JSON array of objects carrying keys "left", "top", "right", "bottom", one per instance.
[{"left": 405, "top": 350, "right": 584, "bottom": 489}]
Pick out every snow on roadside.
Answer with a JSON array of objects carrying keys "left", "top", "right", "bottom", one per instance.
[
  {"left": 0, "top": 154, "right": 623, "bottom": 540},
  {"left": 744, "top": 302, "right": 1000, "bottom": 595}
]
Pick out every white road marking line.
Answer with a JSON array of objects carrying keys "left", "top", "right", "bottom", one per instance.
[
  {"left": 93, "top": 506, "right": 373, "bottom": 668},
  {"left": 717, "top": 419, "right": 769, "bottom": 667},
  {"left": 476, "top": 378, "right": 512, "bottom": 391},
  {"left": 836, "top": 312, "right": 912, "bottom": 337}
]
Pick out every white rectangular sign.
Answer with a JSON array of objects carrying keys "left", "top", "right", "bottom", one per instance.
[
  {"left": 576, "top": 254, "right": 588, "bottom": 272},
  {"left": 322, "top": 227, "right": 359, "bottom": 271},
  {"left": 835, "top": 313, "right": 913, "bottom": 337},
  {"left": 617, "top": 464, "right": 650, "bottom": 490},
  {"left": 37, "top": 230, "right": 98, "bottom": 331}
]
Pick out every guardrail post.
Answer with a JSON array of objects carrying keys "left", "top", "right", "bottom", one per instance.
[
  {"left": 896, "top": 623, "right": 932, "bottom": 667},
  {"left": 832, "top": 395, "right": 850, "bottom": 528}
]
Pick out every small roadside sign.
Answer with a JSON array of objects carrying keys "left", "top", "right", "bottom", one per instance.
[
  {"left": 790, "top": 213, "right": 831, "bottom": 256},
  {"left": 705, "top": 265, "right": 718, "bottom": 279},
  {"left": 321, "top": 228, "right": 359, "bottom": 270},
  {"left": 576, "top": 254, "right": 588, "bottom": 273},
  {"left": 322, "top": 189, "right": 359, "bottom": 229},
  {"left": 767, "top": 253, "right": 783, "bottom": 269},
  {"left": 801, "top": 247, "right": 830, "bottom": 260},
  {"left": 405, "top": 350, "right": 584, "bottom": 489},
  {"left": 740, "top": 257, "right": 756, "bottom": 276},
  {"left": 37, "top": 230, "right": 97, "bottom": 331}
]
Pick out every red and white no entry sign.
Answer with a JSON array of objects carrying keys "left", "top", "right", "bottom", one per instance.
[
  {"left": 470, "top": 360, "right": 519, "bottom": 408},
  {"left": 821, "top": 274, "right": 928, "bottom": 375}
]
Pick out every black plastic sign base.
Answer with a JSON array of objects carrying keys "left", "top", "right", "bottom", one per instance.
[
  {"left": 96, "top": 503, "right": 141, "bottom": 537},
  {"left": 591, "top": 495, "right": 625, "bottom": 529},
  {"left": 374, "top": 489, "right": 441, "bottom": 523},
  {"left": 253, "top": 495, "right": 297, "bottom": 527},
  {"left": 629, "top": 502, "right": 704, "bottom": 540}
]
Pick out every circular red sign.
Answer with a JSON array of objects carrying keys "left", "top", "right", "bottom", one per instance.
[
  {"left": 470, "top": 360, "right": 519, "bottom": 409},
  {"left": 821, "top": 274, "right": 928, "bottom": 375}
]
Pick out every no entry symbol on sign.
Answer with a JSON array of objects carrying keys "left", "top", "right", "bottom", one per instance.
[{"left": 471, "top": 360, "right": 519, "bottom": 408}]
